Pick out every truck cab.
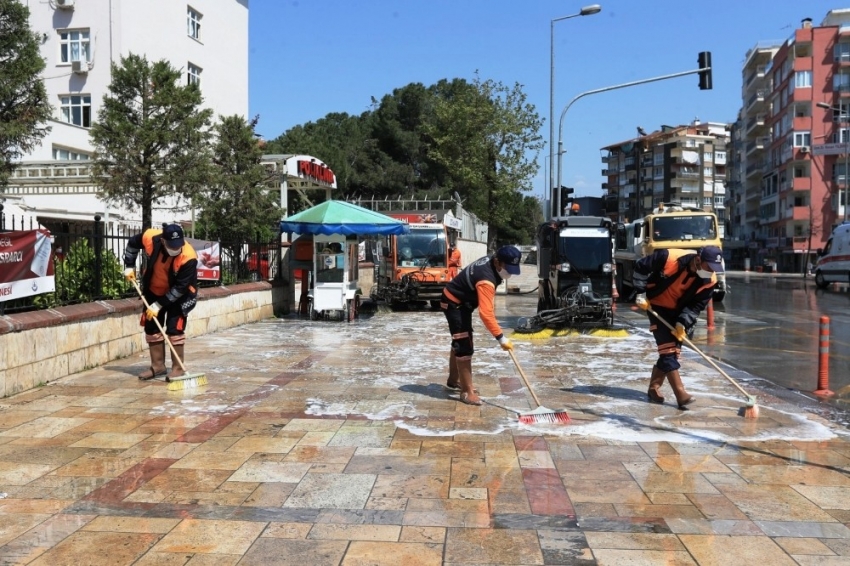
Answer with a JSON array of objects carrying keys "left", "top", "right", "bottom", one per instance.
[
  {"left": 614, "top": 203, "right": 727, "bottom": 302},
  {"left": 534, "top": 215, "right": 616, "bottom": 328},
  {"left": 371, "top": 222, "right": 454, "bottom": 309}
]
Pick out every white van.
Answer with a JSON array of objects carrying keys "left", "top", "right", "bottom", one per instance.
[{"left": 815, "top": 222, "right": 850, "bottom": 288}]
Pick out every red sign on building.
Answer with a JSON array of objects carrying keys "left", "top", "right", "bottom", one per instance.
[{"left": 297, "top": 160, "right": 336, "bottom": 186}]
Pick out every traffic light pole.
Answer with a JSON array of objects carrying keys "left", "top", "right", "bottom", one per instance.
[{"left": 555, "top": 63, "right": 711, "bottom": 217}]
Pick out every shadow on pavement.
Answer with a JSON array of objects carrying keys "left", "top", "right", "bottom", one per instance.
[
  {"left": 563, "top": 384, "right": 648, "bottom": 403},
  {"left": 399, "top": 382, "right": 453, "bottom": 400}
]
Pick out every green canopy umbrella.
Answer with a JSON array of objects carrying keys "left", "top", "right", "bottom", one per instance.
[{"left": 280, "top": 200, "right": 409, "bottom": 236}]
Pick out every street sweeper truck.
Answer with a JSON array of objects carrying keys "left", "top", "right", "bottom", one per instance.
[{"left": 515, "top": 215, "right": 617, "bottom": 333}]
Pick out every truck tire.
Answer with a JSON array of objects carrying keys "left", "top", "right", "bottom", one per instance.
[
  {"left": 815, "top": 271, "right": 829, "bottom": 289},
  {"left": 430, "top": 300, "right": 441, "bottom": 311}
]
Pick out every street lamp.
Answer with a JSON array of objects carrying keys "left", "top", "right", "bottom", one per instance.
[
  {"left": 549, "top": 4, "right": 602, "bottom": 218},
  {"left": 816, "top": 101, "right": 849, "bottom": 222}
]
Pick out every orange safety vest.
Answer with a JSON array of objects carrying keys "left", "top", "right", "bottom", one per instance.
[
  {"left": 140, "top": 229, "right": 198, "bottom": 297},
  {"left": 646, "top": 249, "right": 717, "bottom": 311}
]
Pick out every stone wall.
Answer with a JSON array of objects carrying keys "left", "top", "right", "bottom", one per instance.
[{"left": 0, "top": 282, "right": 283, "bottom": 398}]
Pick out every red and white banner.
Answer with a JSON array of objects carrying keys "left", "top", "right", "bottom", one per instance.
[
  {"left": 187, "top": 237, "right": 220, "bottom": 281},
  {"left": 0, "top": 229, "right": 55, "bottom": 302}
]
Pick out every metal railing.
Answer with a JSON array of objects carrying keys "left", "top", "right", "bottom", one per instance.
[{"left": 0, "top": 213, "right": 279, "bottom": 315}]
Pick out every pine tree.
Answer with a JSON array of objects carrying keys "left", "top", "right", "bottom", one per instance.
[
  {"left": 89, "top": 53, "right": 213, "bottom": 228},
  {"left": 0, "top": 0, "right": 52, "bottom": 188}
]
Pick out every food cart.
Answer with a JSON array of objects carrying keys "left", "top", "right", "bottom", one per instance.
[
  {"left": 280, "top": 200, "right": 408, "bottom": 323},
  {"left": 307, "top": 235, "right": 360, "bottom": 321}
]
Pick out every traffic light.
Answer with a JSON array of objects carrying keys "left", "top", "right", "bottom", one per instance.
[
  {"left": 698, "top": 51, "right": 712, "bottom": 90},
  {"left": 560, "top": 186, "right": 574, "bottom": 207}
]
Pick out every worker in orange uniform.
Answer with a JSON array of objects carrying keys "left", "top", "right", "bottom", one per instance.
[
  {"left": 440, "top": 245, "right": 521, "bottom": 405},
  {"left": 448, "top": 242, "right": 462, "bottom": 279},
  {"left": 633, "top": 246, "right": 723, "bottom": 410},
  {"left": 123, "top": 224, "right": 199, "bottom": 380}
]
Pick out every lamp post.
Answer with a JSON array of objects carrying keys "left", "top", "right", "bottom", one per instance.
[
  {"left": 816, "top": 101, "right": 849, "bottom": 223},
  {"left": 549, "top": 4, "right": 602, "bottom": 218},
  {"left": 556, "top": 65, "right": 711, "bottom": 211}
]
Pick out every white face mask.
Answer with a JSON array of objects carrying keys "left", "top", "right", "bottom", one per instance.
[
  {"left": 696, "top": 269, "right": 713, "bottom": 279},
  {"left": 498, "top": 268, "right": 512, "bottom": 280},
  {"left": 165, "top": 245, "right": 182, "bottom": 257}
]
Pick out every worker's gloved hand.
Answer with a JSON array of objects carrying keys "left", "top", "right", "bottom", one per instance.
[
  {"left": 498, "top": 336, "right": 513, "bottom": 351},
  {"left": 635, "top": 293, "right": 649, "bottom": 311},
  {"left": 673, "top": 322, "right": 687, "bottom": 342},
  {"left": 123, "top": 267, "right": 136, "bottom": 282},
  {"left": 145, "top": 302, "right": 162, "bottom": 321}
]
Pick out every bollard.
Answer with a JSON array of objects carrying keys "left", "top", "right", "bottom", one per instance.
[
  {"left": 706, "top": 298, "right": 715, "bottom": 330},
  {"left": 815, "top": 315, "right": 834, "bottom": 396}
]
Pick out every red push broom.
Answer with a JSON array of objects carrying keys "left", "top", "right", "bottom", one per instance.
[
  {"left": 508, "top": 350, "right": 571, "bottom": 424},
  {"left": 646, "top": 306, "right": 758, "bottom": 419}
]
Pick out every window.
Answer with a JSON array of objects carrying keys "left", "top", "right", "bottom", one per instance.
[
  {"left": 833, "top": 162, "right": 848, "bottom": 183},
  {"left": 832, "top": 129, "right": 850, "bottom": 144},
  {"left": 704, "top": 167, "right": 714, "bottom": 177},
  {"left": 835, "top": 73, "right": 850, "bottom": 92},
  {"left": 832, "top": 102, "right": 850, "bottom": 123},
  {"left": 714, "top": 196, "right": 725, "bottom": 206},
  {"left": 794, "top": 71, "right": 812, "bottom": 88},
  {"left": 835, "top": 43, "right": 850, "bottom": 62},
  {"left": 59, "top": 95, "right": 91, "bottom": 127},
  {"left": 59, "top": 30, "right": 90, "bottom": 63},
  {"left": 52, "top": 147, "right": 90, "bottom": 160},
  {"left": 792, "top": 131, "right": 811, "bottom": 147},
  {"left": 187, "top": 7, "right": 202, "bottom": 40},
  {"left": 188, "top": 63, "right": 202, "bottom": 87},
  {"left": 703, "top": 152, "right": 713, "bottom": 162}
]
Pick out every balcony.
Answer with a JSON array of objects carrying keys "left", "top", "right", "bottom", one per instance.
[
  {"left": 745, "top": 161, "right": 765, "bottom": 177},
  {"left": 792, "top": 177, "right": 811, "bottom": 191},
  {"left": 602, "top": 168, "right": 615, "bottom": 176},
  {"left": 10, "top": 161, "right": 93, "bottom": 185},
  {"left": 715, "top": 153, "right": 727, "bottom": 165},
  {"left": 745, "top": 65, "right": 767, "bottom": 87},
  {"left": 745, "top": 114, "right": 767, "bottom": 133},
  {"left": 784, "top": 205, "right": 810, "bottom": 220},
  {"left": 746, "top": 89, "right": 767, "bottom": 110},
  {"left": 745, "top": 137, "right": 770, "bottom": 156}
]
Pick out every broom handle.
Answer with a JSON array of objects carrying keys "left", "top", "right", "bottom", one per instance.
[
  {"left": 508, "top": 349, "right": 543, "bottom": 408},
  {"left": 130, "top": 277, "right": 187, "bottom": 372},
  {"left": 646, "top": 305, "right": 749, "bottom": 398}
]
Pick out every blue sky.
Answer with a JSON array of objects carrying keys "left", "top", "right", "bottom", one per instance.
[{"left": 249, "top": 0, "right": 840, "bottom": 200}]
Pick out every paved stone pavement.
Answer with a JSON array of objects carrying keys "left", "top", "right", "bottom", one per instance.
[{"left": 2, "top": 267, "right": 850, "bottom": 565}]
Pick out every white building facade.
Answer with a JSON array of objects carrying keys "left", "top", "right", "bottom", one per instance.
[{"left": 4, "top": 0, "right": 248, "bottom": 230}]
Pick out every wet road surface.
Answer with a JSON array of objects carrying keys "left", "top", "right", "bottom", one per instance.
[{"left": 3, "top": 278, "right": 850, "bottom": 563}]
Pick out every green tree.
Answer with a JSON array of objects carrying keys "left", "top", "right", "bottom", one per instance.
[
  {"left": 89, "top": 53, "right": 213, "bottom": 229},
  {"left": 427, "top": 75, "right": 544, "bottom": 245},
  {"left": 195, "top": 114, "right": 280, "bottom": 243},
  {"left": 0, "top": 0, "right": 52, "bottom": 188}
]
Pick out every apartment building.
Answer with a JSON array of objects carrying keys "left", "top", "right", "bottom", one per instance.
[
  {"left": 3, "top": 0, "right": 248, "bottom": 230},
  {"left": 728, "top": 11, "right": 850, "bottom": 273},
  {"left": 601, "top": 121, "right": 729, "bottom": 237}
]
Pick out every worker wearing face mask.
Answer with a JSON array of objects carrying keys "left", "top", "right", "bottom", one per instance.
[
  {"left": 632, "top": 246, "right": 723, "bottom": 410},
  {"left": 123, "top": 224, "right": 199, "bottom": 380},
  {"left": 439, "top": 245, "right": 521, "bottom": 405}
]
